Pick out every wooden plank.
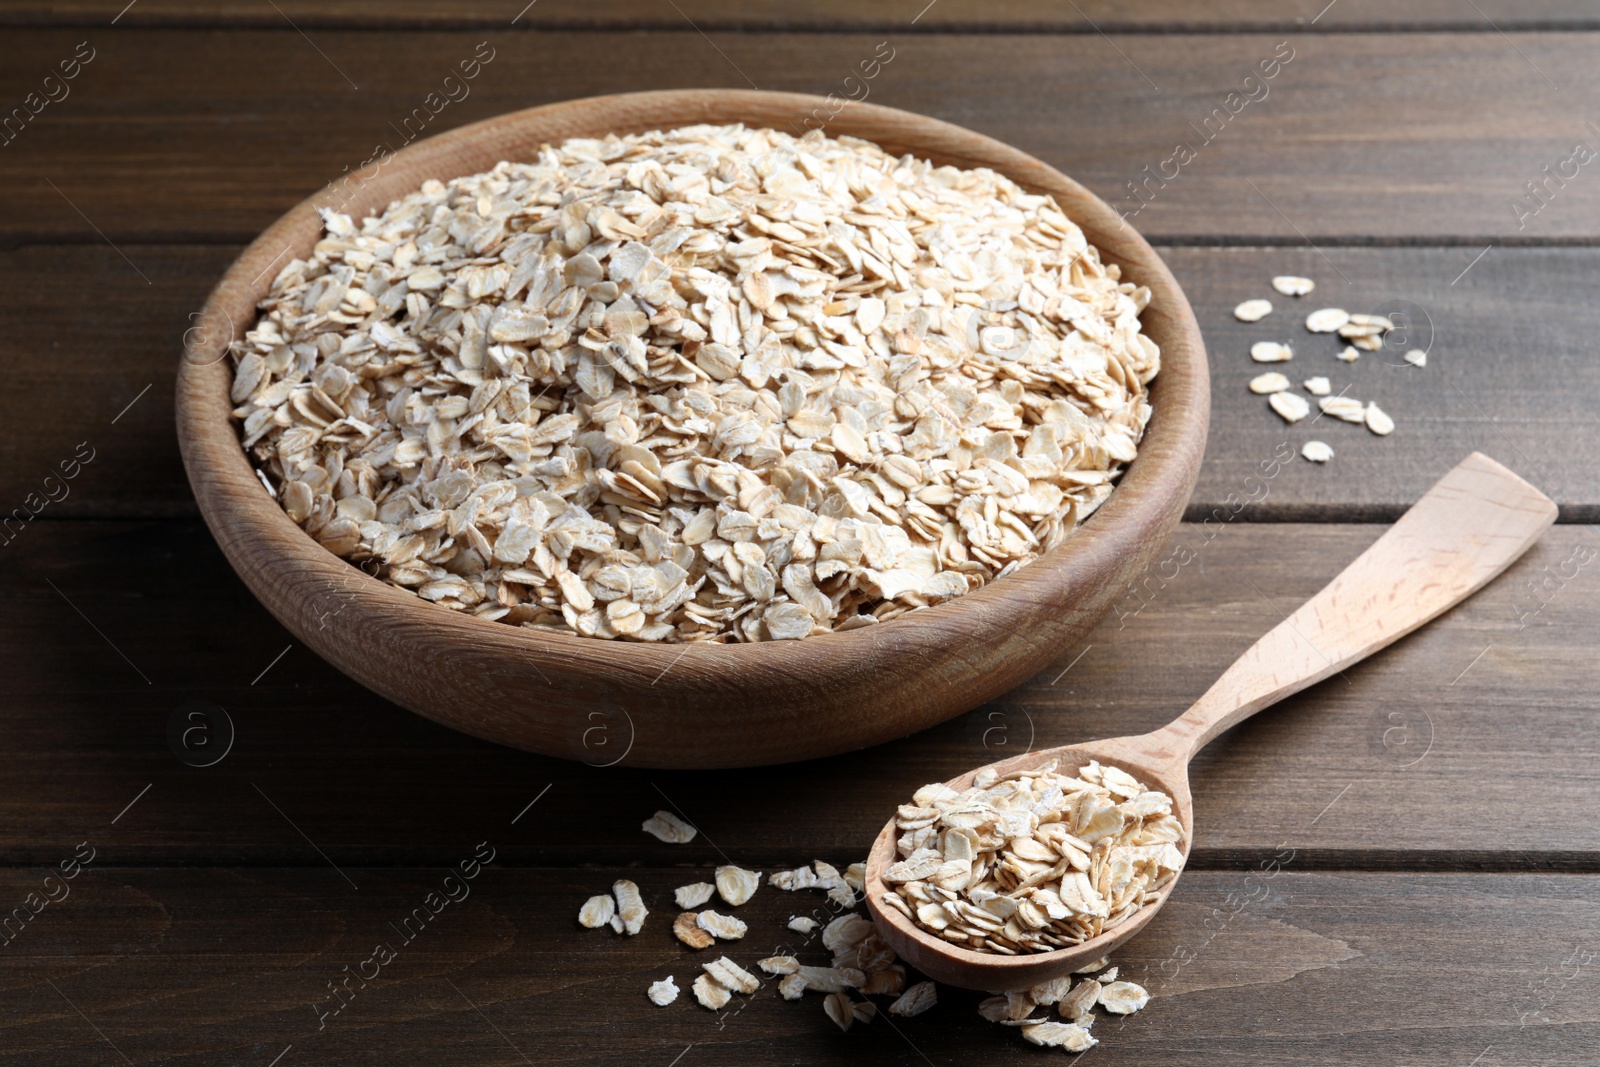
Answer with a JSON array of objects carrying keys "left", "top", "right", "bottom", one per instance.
[
  {"left": 1, "top": 867, "right": 1595, "bottom": 1064},
  {"left": 4, "top": 243, "right": 1597, "bottom": 523},
  {"left": 2, "top": 30, "right": 1598, "bottom": 243},
  {"left": 3, "top": 519, "right": 1595, "bottom": 866},
  {"left": 0, "top": 245, "right": 227, "bottom": 521},
  {"left": 9, "top": 0, "right": 1600, "bottom": 31},
  {"left": 1171, "top": 244, "right": 1600, "bottom": 522}
]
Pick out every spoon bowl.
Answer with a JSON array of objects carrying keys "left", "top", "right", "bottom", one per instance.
[
  {"left": 866, "top": 740, "right": 1193, "bottom": 990},
  {"left": 865, "top": 452, "right": 1556, "bottom": 990}
]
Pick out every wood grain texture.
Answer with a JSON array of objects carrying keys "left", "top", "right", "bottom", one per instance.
[
  {"left": 4, "top": 243, "right": 1596, "bottom": 523},
  {"left": 1169, "top": 452, "right": 1557, "bottom": 753},
  {"left": 866, "top": 453, "right": 1558, "bottom": 990},
  {"left": 9, "top": 0, "right": 1599, "bottom": 31},
  {"left": 1, "top": 867, "right": 1595, "bottom": 1065},
  {"left": 4, "top": 13, "right": 1597, "bottom": 1064},
  {"left": 3, "top": 30, "right": 1598, "bottom": 243},
  {"left": 1170, "top": 244, "right": 1600, "bottom": 522},
  {"left": 172, "top": 89, "right": 1209, "bottom": 769},
  {"left": 4, "top": 519, "right": 1596, "bottom": 865}
]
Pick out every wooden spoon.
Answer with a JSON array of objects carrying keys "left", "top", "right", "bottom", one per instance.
[{"left": 864, "top": 452, "right": 1556, "bottom": 991}]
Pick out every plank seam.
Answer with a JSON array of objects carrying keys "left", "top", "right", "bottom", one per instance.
[{"left": 4, "top": 17, "right": 1600, "bottom": 33}]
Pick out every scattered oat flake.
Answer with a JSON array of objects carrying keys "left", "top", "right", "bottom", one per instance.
[
  {"left": 1029, "top": 976, "right": 1074, "bottom": 1006},
  {"left": 889, "top": 981, "right": 938, "bottom": 1017},
  {"left": 692, "top": 972, "right": 732, "bottom": 1010},
  {"left": 1249, "top": 372, "right": 1290, "bottom": 395},
  {"left": 824, "top": 992, "right": 855, "bottom": 1031},
  {"left": 1269, "top": 391, "right": 1311, "bottom": 424},
  {"left": 704, "top": 956, "right": 760, "bottom": 994},
  {"left": 1098, "top": 981, "right": 1151, "bottom": 1015},
  {"left": 642, "top": 811, "right": 697, "bottom": 844},
  {"left": 675, "top": 882, "right": 715, "bottom": 910},
  {"left": 1251, "top": 341, "right": 1293, "bottom": 362},
  {"left": 787, "top": 916, "right": 819, "bottom": 934},
  {"left": 1022, "top": 1021, "right": 1097, "bottom": 1051},
  {"left": 795, "top": 964, "right": 865, "bottom": 993},
  {"left": 1073, "top": 957, "right": 1110, "bottom": 974},
  {"left": 977, "top": 995, "right": 1013, "bottom": 1023},
  {"left": 1302, "top": 376, "right": 1331, "bottom": 396},
  {"left": 1005, "top": 992, "right": 1038, "bottom": 1021},
  {"left": 696, "top": 910, "right": 747, "bottom": 940},
  {"left": 821, "top": 914, "right": 874, "bottom": 954},
  {"left": 1059, "top": 978, "right": 1101, "bottom": 1018},
  {"left": 1096, "top": 966, "right": 1119, "bottom": 983},
  {"left": 1234, "top": 299, "right": 1273, "bottom": 322},
  {"left": 779, "top": 972, "right": 808, "bottom": 1000},
  {"left": 612, "top": 880, "right": 648, "bottom": 936},
  {"left": 844, "top": 863, "right": 867, "bottom": 892},
  {"left": 1302, "top": 440, "right": 1334, "bottom": 463},
  {"left": 1272, "top": 275, "right": 1315, "bottom": 296},
  {"left": 770, "top": 865, "right": 817, "bottom": 891},
  {"left": 758, "top": 955, "right": 800, "bottom": 975},
  {"left": 648, "top": 976, "right": 679, "bottom": 1006},
  {"left": 1306, "top": 308, "right": 1350, "bottom": 333},
  {"left": 1365, "top": 403, "right": 1395, "bottom": 436},
  {"left": 861, "top": 967, "right": 906, "bottom": 996},
  {"left": 674, "top": 911, "right": 715, "bottom": 950},
  {"left": 715, "top": 865, "right": 762, "bottom": 906},
  {"left": 578, "top": 894, "right": 616, "bottom": 929},
  {"left": 1319, "top": 396, "right": 1366, "bottom": 423},
  {"left": 1404, "top": 348, "right": 1428, "bottom": 367}
]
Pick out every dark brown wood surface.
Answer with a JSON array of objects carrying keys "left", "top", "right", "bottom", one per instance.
[
  {"left": 3, "top": 5, "right": 1598, "bottom": 1064},
  {"left": 3, "top": 29, "right": 1599, "bottom": 243},
  {"left": 9, "top": 0, "right": 1600, "bottom": 31},
  {"left": 5, "top": 521, "right": 1596, "bottom": 866},
  {"left": 3, "top": 869, "right": 1596, "bottom": 1065}
]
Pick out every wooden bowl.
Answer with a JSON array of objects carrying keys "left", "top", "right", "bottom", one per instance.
[{"left": 175, "top": 90, "right": 1209, "bottom": 769}]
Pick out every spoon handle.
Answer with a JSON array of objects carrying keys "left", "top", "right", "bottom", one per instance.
[{"left": 1152, "top": 452, "right": 1555, "bottom": 763}]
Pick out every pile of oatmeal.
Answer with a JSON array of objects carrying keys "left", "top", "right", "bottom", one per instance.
[
  {"left": 880, "top": 760, "right": 1184, "bottom": 953},
  {"left": 230, "top": 124, "right": 1158, "bottom": 642}
]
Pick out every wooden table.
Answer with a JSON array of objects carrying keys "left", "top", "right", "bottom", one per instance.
[{"left": 4, "top": 3, "right": 1598, "bottom": 1063}]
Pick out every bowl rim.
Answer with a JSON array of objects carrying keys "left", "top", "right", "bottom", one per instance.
[{"left": 175, "top": 88, "right": 1208, "bottom": 689}]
